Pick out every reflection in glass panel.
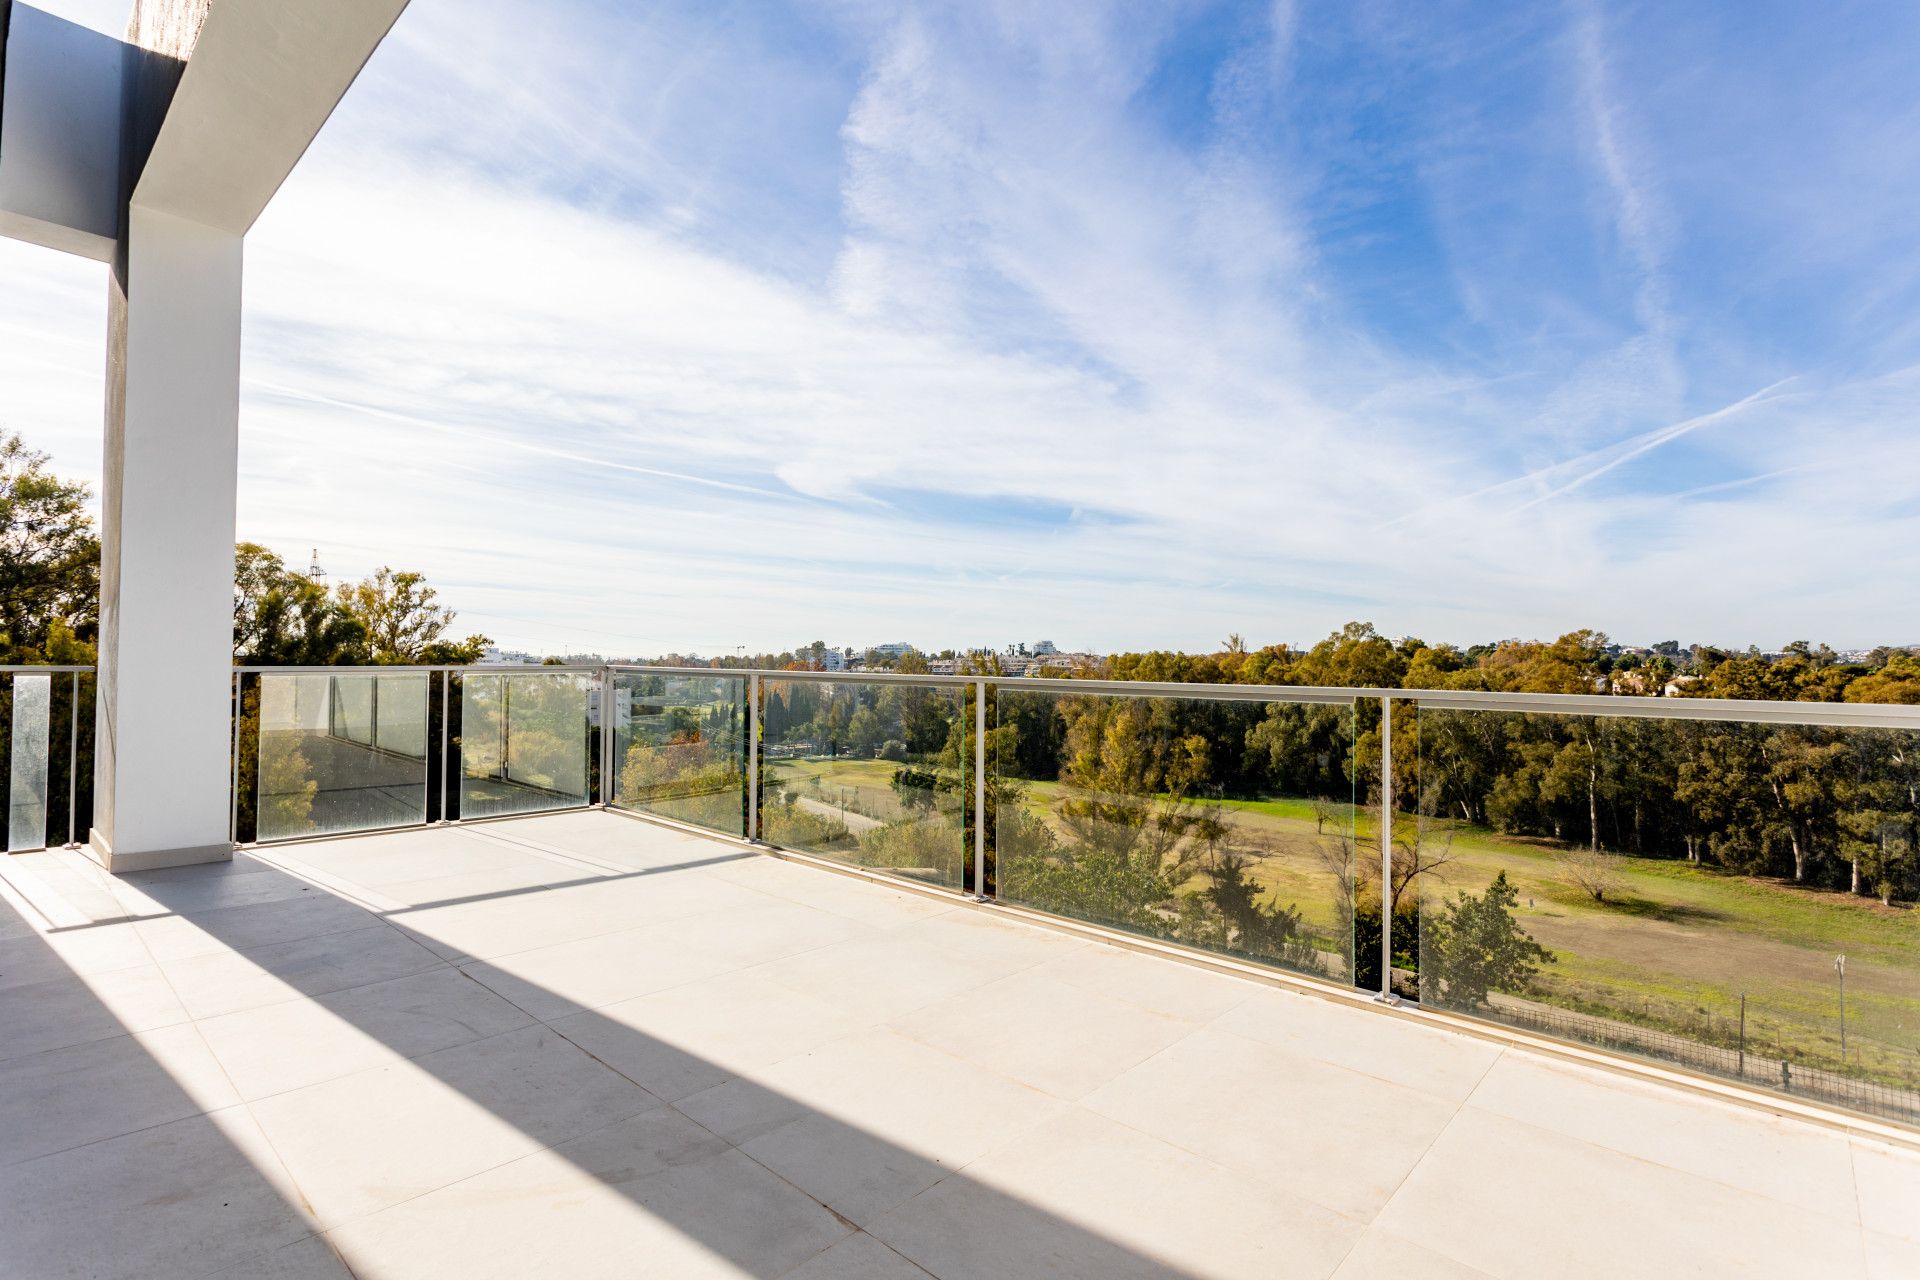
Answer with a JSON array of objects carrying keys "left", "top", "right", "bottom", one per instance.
[
  {"left": 7, "top": 673, "right": 52, "bottom": 852},
  {"left": 460, "top": 672, "right": 591, "bottom": 819},
  {"left": 760, "top": 677, "right": 966, "bottom": 888},
  {"left": 256, "top": 671, "right": 429, "bottom": 841},
  {"left": 1415, "top": 708, "right": 1920, "bottom": 1127},
  {"left": 994, "top": 690, "right": 1356, "bottom": 982},
  {"left": 611, "top": 673, "right": 748, "bottom": 836}
]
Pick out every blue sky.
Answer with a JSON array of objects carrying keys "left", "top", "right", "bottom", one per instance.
[{"left": 6, "top": 0, "right": 1920, "bottom": 655}]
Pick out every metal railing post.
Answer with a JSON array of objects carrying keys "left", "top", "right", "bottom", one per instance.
[
  {"left": 439, "top": 670, "right": 451, "bottom": 823},
  {"left": 230, "top": 671, "right": 242, "bottom": 846},
  {"left": 974, "top": 679, "right": 988, "bottom": 901},
  {"left": 747, "top": 672, "right": 761, "bottom": 842},
  {"left": 64, "top": 670, "right": 80, "bottom": 849},
  {"left": 1377, "top": 694, "right": 1394, "bottom": 1001},
  {"left": 598, "top": 666, "right": 615, "bottom": 808}
]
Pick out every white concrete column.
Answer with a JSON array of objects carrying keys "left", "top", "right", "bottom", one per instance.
[{"left": 90, "top": 205, "right": 242, "bottom": 873}]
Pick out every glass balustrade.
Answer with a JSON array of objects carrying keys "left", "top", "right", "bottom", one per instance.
[
  {"left": 993, "top": 688, "right": 1357, "bottom": 983},
  {"left": 458, "top": 670, "right": 592, "bottom": 819},
  {"left": 609, "top": 671, "right": 749, "bottom": 836},
  {"left": 1414, "top": 706, "right": 1920, "bottom": 1126},
  {"left": 255, "top": 670, "right": 431, "bottom": 841},
  {"left": 759, "top": 676, "right": 968, "bottom": 888},
  {"left": 5, "top": 672, "right": 51, "bottom": 852}
]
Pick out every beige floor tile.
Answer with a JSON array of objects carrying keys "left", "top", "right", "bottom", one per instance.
[
  {"left": 1030, "top": 941, "right": 1256, "bottom": 1022},
  {"left": 0, "top": 1022, "right": 239, "bottom": 1164},
  {"left": 459, "top": 923, "right": 745, "bottom": 1020},
  {"left": 1216, "top": 987, "right": 1503, "bottom": 1102},
  {"left": 206, "top": 1234, "right": 357, "bottom": 1279},
  {"left": 0, "top": 1105, "right": 316, "bottom": 1280},
  {"left": 161, "top": 922, "right": 446, "bottom": 1019},
  {"left": 133, "top": 890, "right": 381, "bottom": 962},
  {"left": 720, "top": 856, "right": 958, "bottom": 930},
  {"left": 872, "top": 1107, "right": 1360, "bottom": 1280},
  {"left": 899, "top": 907, "right": 1092, "bottom": 973},
  {"left": 273, "top": 827, "right": 547, "bottom": 888},
  {"left": 0, "top": 961, "right": 189, "bottom": 1060},
  {"left": 477, "top": 809, "right": 740, "bottom": 870},
  {"left": 1853, "top": 1139, "right": 1920, "bottom": 1243},
  {"left": 328, "top": 1107, "right": 846, "bottom": 1280},
  {"left": 651, "top": 895, "right": 877, "bottom": 968},
  {"left": 373, "top": 861, "right": 588, "bottom": 908},
  {"left": 1865, "top": 1229, "right": 1920, "bottom": 1280},
  {"left": 889, "top": 969, "right": 1201, "bottom": 1099},
  {"left": 250, "top": 1023, "right": 659, "bottom": 1226},
  {"left": 1331, "top": 1229, "right": 1495, "bottom": 1279},
  {"left": 0, "top": 919, "right": 152, "bottom": 988},
  {"left": 111, "top": 853, "right": 323, "bottom": 914},
  {"left": 778, "top": 1230, "right": 937, "bottom": 1279},
  {"left": 678, "top": 1028, "right": 1067, "bottom": 1224},
  {"left": 1470, "top": 1050, "right": 1860, "bottom": 1222},
  {"left": 1372, "top": 1107, "right": 1867, "bottom": 1280},
  {"left": 1084, "top": 1024, "right": 1459, "bottom": 1220},
  {"left": 198, "top": 966, "right": 533, "bottom": 1100},
  {"left": 550, "top": 968, "right": 871, "bottom": 1101},
  {"left": 752, "top": 930, "right": 1008, "bottom": 1024}
]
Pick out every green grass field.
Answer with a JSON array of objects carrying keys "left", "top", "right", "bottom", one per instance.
[{"left": 1002, "top": 775, "right": 1920, "bottom": 1088}]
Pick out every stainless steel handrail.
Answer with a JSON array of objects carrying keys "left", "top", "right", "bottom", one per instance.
[{"left": 605, "top": 663, "right": 1920, "bottom": 728}]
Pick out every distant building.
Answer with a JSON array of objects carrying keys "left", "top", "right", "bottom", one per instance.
[
  {"left": 1032, "top": 640, "right": 1058, "bottom": 655},
  {"left": 480, "top": 647, "right": 542, "bottom": 665}
]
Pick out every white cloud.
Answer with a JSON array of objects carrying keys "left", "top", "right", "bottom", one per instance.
[{"left": 3, "top": 0, "right": 1918, "bottom": 656}]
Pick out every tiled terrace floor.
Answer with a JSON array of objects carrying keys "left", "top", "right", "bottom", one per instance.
[{"left": 2, "top": 810, "right": 1915, "bottom": 1279}]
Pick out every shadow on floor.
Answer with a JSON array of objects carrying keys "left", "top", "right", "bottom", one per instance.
[{"left": 17, "top": 829, "right": 1218, "bottom": 1279}]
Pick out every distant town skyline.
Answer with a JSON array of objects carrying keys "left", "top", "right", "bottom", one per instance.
[{"left": 6, "top": 1, "right": 1920, "bottom": 654}]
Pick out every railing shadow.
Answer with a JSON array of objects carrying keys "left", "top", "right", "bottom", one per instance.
[{"left": 114, "top": 828, "right": 1215, "bottom": 1278}]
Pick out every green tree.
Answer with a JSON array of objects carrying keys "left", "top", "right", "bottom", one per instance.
[
  {"left": 1422, "top": 871, "right": 1554, "bottom": 1007},
  {"left": 0, "top": 433, "right": 99, "bottom": 661},
  {"left": 234, "top": 543, "right": 367, "bottom": 664},
  {"left": 336, "top": 566, "right": 479, "bottom": 663}
]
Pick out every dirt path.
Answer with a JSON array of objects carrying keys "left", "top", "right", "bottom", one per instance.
[{"left": 795, "top": 795, "right": 884, "bottom": 833}]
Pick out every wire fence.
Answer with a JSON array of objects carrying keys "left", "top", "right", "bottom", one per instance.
[{"left": 1483, "top": 994, "right": 1920, "bottom": 1128}]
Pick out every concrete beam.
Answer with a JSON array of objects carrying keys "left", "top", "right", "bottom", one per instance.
[{"left": 133, "top": 0, "right": 406, "bottom": 234}]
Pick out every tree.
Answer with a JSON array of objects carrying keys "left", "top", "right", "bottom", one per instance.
[
  {"left": 0, "top": 433, "right": 99, "bottom": 661},
  {"left": 234, "top": 543, "right": 367, "bottom": 664},
  {"left": 1558, "top": 846, "right": 1625, "bottom": 903},
  {"left": 1846, "top": 655, "right": 1920, "bottom": 705},
  {"left": 1423, "top": 871, "right": 1554, "bottom": 1007},
  {"left": 337, "top": 566, "right": 462, "bottom": 663},
  {"left": 1205, "top": 850, "right": 1315, "bottom": 968}
]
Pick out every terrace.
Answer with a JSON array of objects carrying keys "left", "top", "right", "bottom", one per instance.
[
  {"left": 2, "top": 4, "right": 1919, "bottom": 1276},
  {"left": 3, "top": 662, "right": 1919, "bottom": 1278},
  {"left": 3, "top": 808, "right": 1915, "bottom": 1280}
]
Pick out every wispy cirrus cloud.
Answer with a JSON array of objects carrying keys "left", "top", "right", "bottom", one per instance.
[{"left": 7, "top": 0, "right": 1920, "bottom": 653}]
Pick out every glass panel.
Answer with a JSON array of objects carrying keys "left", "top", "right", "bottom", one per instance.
[
  {"left": 460, "top": 672, "right": 591, "bottom": 819},
  {"left": 994, "top": 689, "right": 1356, "bottom": 982},
  {"left": 1416, "top": 709, "right": 1920, "bottom": 1127},
  {"left": 374, "top": 673, "right": 429, "bottom": 759},
  {"left": 760, "top": 677, "right": 966, "bottom": 888},
  {"left": 611, "top": 672, "right": 748, "bottom": 836},
  {"left": 256, "top": 671, "right": 430, "bottom": 841},
  {"left": 7, "top": 673, "right": 52, "bottom": 852}
]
